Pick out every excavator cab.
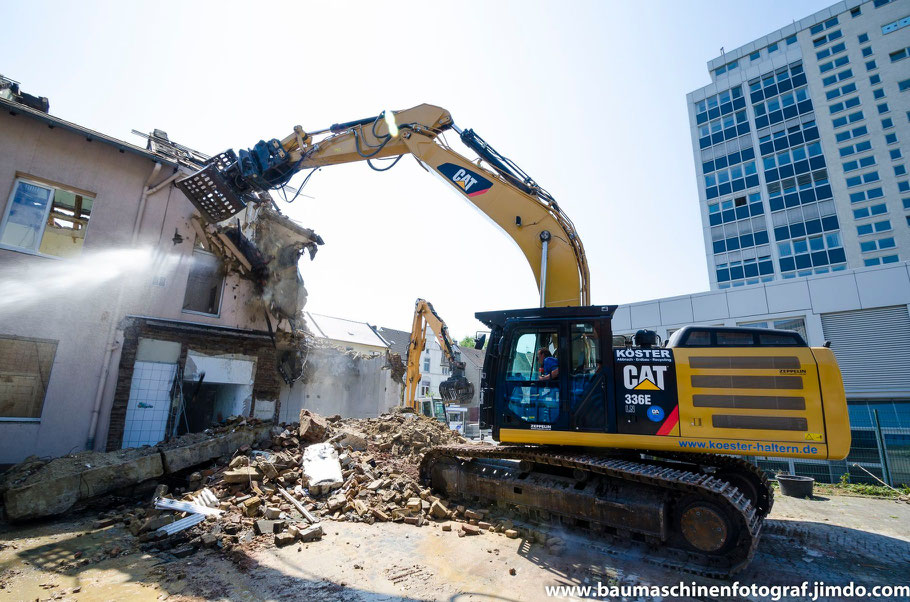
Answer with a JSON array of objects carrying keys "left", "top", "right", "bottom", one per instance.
[{"left": 478, "top": 305, "right": 615, "bottom": 435}]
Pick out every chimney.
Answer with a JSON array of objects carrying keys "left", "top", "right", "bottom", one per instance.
[{"left": 0, "top": 74, "right": 50, "bottom": 113}]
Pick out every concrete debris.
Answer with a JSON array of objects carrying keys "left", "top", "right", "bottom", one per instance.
[
  {"left": 384, "top": 351, "right": 406, "bottom": 384},
  {"left": 296, "top": 523, "right": 324, "bottom": 542},
  {"left": 461, "top": 524, "right": 482, "bottom": 536},
  {"left": 224, "top": 466, "right": 262, "bottom": 483},
  {"left": 302, "top": 443, "right": 343, "bottom": 493},
  {"left": 0, "top": 417, "right": 270, "bottom": 521},
  {"left": 15, "top": 409, "right": 537, "bottom": 564},
  {"left": 275, "top": 532, "right": 296, "bottom": 547},
  {"left": 298, "top": 410, "right": 329, "bottom": 442}
]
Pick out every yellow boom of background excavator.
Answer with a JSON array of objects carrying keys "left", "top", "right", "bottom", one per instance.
[
  {"left": 176, "top": 104, "right": 850, "bottom": 576},
  {"left": 403, "top": 298, "right": 474, "bottom": 413}
]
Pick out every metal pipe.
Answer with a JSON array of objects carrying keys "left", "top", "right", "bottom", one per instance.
[
  {"left": 872, "top": 409, "right": 893, "bottom": 487},
  {"left": 130, "top": 163, "right": 161, "bottom": 244},
  {"left": 86, "top": 161, "right": 162, "bottom": 450},
  {"left": 539, "top": 231, "right": 550, "bottom": 308},
  {"left": 132, "top": 169, "right": 180, "bottom": 244}
]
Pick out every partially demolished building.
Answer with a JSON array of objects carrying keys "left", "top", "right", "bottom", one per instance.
[{"left": 0, "top": 77, "right": 326, "bottom": 465}]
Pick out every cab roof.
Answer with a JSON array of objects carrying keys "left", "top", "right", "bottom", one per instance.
[{"left": 475, "top": 305, "right": 618, "bottom": 329}]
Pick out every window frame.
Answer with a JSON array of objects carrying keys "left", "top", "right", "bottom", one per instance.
[
  {"left": 0, "top": 334, "right": 58, "bottom": 422},
  {"left": 181, "top": 247, "right": 226, "bottom": 317},
  {"left": 0, "top": 176, "right": 95, "bottom": 259}
]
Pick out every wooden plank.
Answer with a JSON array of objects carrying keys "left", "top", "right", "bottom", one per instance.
[
  {"left": 189, "top": 217, "right": 209, "bottom": 251},
  {"left": 278, "top": 486, "right": 318, "bottom": 524},
  {"left": 217, "top": 232, "right": 253, "bottom": 272}
]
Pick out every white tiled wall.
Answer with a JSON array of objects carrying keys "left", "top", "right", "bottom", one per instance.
[{"left": 121, "top": 361, "right": 177, "bottom": 449}]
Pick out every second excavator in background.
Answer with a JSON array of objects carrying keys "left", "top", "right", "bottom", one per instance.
[{"left": 404, "top": 298, "right": 474, "bottom": 414}]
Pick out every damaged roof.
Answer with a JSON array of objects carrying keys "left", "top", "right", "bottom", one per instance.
[
  {"left": 305, "top": 312, "right": 390, "bottom": 350},
  {"left": 1, "top": 82, "right": 210, "bottom": 171},
  {"left": 371, "top": 326, "right": 411, "bottom": 357},
  {"left": 0, "top": 96, "right": 183, "bottom": 168}
]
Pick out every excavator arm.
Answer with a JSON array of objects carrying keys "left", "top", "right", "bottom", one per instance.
[
  {"left": 405, "top": 299, "right": 474, "bottom": 411},
  {"left": 176, "top": 104, "right": 590, "bottom": 307}
]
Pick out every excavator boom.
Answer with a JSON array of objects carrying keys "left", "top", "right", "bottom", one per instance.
[{"left": 176, "top": 104, "right": 590, "bottom": 307}]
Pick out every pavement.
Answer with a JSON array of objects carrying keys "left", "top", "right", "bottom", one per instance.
[{"left": 1, "top": 493, "right": 908, "bottom": 601}]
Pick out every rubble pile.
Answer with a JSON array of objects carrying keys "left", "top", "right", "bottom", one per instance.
[{"left": 86, "top": 409, "right": 565, "bottom": 562}]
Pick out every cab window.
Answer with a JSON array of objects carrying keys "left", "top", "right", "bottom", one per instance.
[
  {"left": 505, "top": 328, "right": 561, "bottom": 424},
  {"left": 570, "top": 323, "right": 600, "bottom": 391},
  {"left": 506, "top": 329, "right": 558, "bottom": 380},
  {"left": 569, "top": 323, "right": 605, "bottom": 429}
]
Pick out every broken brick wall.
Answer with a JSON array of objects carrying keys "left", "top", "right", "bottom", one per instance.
[{"left": 105, "top": 317, "right": 280, "bottom": 451}]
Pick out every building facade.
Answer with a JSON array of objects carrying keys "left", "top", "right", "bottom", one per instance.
[
  {"left": 688, "top": 0, "right": 910, "bottom": 290},
  {"left": 0, "top": 83, "right": 314, "bottom": 465}
]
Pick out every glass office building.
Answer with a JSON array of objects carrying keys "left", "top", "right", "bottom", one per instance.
[{"left": 688, "top": 0, "right": 910, "bottom": 290}]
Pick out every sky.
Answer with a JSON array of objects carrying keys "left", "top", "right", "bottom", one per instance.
[{"left": 1, "top": 0, "right": 836, "bottom": 338}]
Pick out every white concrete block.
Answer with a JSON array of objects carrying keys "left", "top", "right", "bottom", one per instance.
[
  {"left": 807, "top": 273, "right": 861, "bottom": 314},
  {"left": 727, "top": 287, "right": 769, "bottom": 318},
  {"left": 855, "top": 266, "right": 910, "bottom": 309},
  {"left": 692, "top": 293, "right": 729, "bottom": 322},
  {"left": 659, "top": 298, "right": 693, "bottom": 325}
]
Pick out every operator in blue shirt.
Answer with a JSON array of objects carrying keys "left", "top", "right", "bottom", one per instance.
[{"left": 537, "top": 348, "right": 559, "bottom": 381}]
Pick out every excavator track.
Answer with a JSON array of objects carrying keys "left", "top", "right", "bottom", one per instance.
[
  {"left": 646, "top": 450, "right": 774, "bottom": 518},
  {"left": 420, "top": 445, "right": 764, "bottom": 578}
]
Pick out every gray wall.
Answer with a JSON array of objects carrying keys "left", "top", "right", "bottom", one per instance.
[{"left": 278, "top": 347, "right": 403, "bottom": 422}]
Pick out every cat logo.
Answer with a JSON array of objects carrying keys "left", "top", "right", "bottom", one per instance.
[
  {"left": 623, "top": 365, "right": 668, "bottom": 391},
  {"left": 437, "top": 163, "right": 493, "bottom": 197}
]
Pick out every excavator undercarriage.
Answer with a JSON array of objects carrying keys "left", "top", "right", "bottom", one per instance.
[{"left": 421, "top": 445, "right": 771, "bottom": 577}]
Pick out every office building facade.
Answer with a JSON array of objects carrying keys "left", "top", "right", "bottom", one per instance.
[{"left": 687, "top": 0, "right": 910, "bottom": 289}]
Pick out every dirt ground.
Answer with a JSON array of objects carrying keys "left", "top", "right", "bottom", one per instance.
[{"left": 1, "top": 494, "right": 908, "bottom": 602}]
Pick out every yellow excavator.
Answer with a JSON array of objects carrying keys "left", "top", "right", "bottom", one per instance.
[
  {"left": 177, "top": 104, "right": 850, "bottom": 575},
  {"left": 404, "top": 298, "right": 474, "bottom": 414}
]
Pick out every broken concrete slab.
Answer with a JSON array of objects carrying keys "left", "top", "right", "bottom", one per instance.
[
  {"left": 301, "top": 443, "right": 342, "bottom": 492},
  {"left": 242, "top": 496, "right": 262, "bottom": 517},
  {"left": 223, "top": 467, "right": 263, "bottom": 483},
  {"left": 429, "top": 500, "right": 449, "bottom": 519},
  {"left": 333, "top": 430, "right": 368, "bottom": 451},
  {"left": 255, "top": 519, "right": 277, "bottom": 535},
  {"left": 275, "top": 532, "right": 296, "bottom": 547},
  {"left": 3, "top": 448, "right": 163, "bottom": 521},
  {"left": 160, "top": 424, "right": 271, "bottom": 474},
  {"left": 461, "top": 524, "right": 482, "bottom": 536}
]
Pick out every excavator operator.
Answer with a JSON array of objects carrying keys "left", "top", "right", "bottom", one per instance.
[{"left": 537, "top": 348, "right": 559, "bottom": 381}]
